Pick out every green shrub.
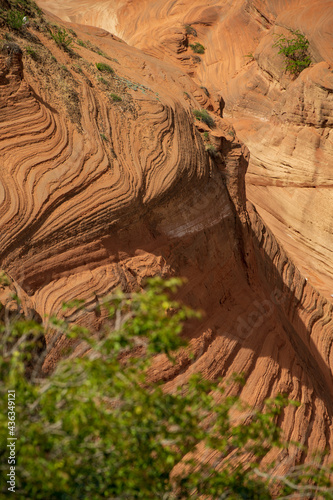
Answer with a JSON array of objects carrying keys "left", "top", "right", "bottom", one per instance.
[
  {"left": 205, "top": 144, "right": 218, "bottom": 157},
  {"left": 203, "top": 131, "right": 209, "bottom": 140},
  {"left": 0, "top": 276, "right": 331, "bottom": 498},
  {"left": 273, "top": 29, "right": 311, "bottom": 75},
  {"left": 200, "top": 85, "right": 210, "bottom": 97},
  {"left": 228, "top": 127, "right": 236, "bottom": 138},
  {"left": 193, "top": 109, "right": 215, "bottom": 128},
  {"left": 184, "top": 24, "right": 197, "bottom": 36},
  {"left": 50, "top": 27, "right": 73, "bottom": 49},
  {"left": 100, "top": 133, "right": 107, "bottom": 141},
  {"left": 25, "top": 45, "right": 38, "bottom": 59},
  {"left": 97, "top": 75, "right": 108, "bottom": 85},
  {"left": 190, "top": 42, "right": 205, "bottom": 54},
  {"left": 110, "top": 93, "right": 122, "bottom": 102},
  {"left": 76, "top": 39, "right": 87, "bottom": 48},
  {"left": 192, "top": 54, "right": 202, "bottom": 64},
  {"left": 96, "top": 62, "right": 114, "bottom": 74},
  {"left": 244, "top": 52, "right": 254, "bottom": 61},
  {"left": 7, "top": 10, "right": 24, "bottom": 30}
]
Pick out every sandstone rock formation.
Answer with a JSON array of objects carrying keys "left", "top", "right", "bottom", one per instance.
[
  {"left": 38, "top": 0, "right": 333, "bottom": 303},
  {"left": 1, "top": 0, "right": 332, "bottom": 479}
]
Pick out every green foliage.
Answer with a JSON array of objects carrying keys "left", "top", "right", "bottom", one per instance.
[
  {"left": 97, "top": 75, "right": 108, "bottom": 85},
  {"left": 100, "top": 133, "right": 107, "bottom": 141},
  {"left": 50, "top": 27, "right": 73, "bottom": 49},
  {"left": 273, "top": 29, "right": 311, "bottom": 75},
  {"left": 76, "top": 39, "right": 87, "bottom": 48},
  {"left": 193, "top": 108, "right": 215, "bottom": 128},
  {"left": 205, "top": 144, "right": 218, "bottom": 157},
  {"left": 68, "top": 28, "right": 77, "bottom": 38},
  {"left": 203, "top": 131, "right": 209, "bottom": 140},
  {"left": 244, "top": 52, "right": 254, "bottom": 61},
  {"left": 110, "top": 93, "right": 122, "bottom": 102},
  {"left": 184, "top": 24, "right": 197, "bottom": 36},
  {"left": 228, "top": 127, "right": 236, "bottom": 138},
  {"left": 95, "top": 62, "right": 114, "bottom": 74},
  {"left": 200, "top": 85, "right": 210, "bottom": 97},
  {"left": 190, "top": 42, "right": 205, "bottom": 54},
  {"left": 5, "top": 0, "right": 43, "bottom": 19},
  {"left": 25, "top": 45, "right": 38, "bottom": 60},
  {"left": 97, "top": 49, "right": 108, "bottom": 58},
  {"left": 6, "top": 10, "right": 24, "bottom": 30},
  {"left": 0, "top": 276, "right": 332, "bottom": 499}
]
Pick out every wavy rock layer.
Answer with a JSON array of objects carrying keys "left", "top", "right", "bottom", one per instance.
[
  {"left": 38, "top": 0, "right": 333, "bottom": 302},
  {"left": 0, "top": 0, "right": 332, "bottom": 474}
]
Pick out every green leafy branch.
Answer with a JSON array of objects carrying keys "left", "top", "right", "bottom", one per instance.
[{"left": 273, "top": 29, "right": 311, "bottom": 75}]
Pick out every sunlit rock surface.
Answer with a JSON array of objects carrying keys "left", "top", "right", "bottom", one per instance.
[{"left": 0, "top": 0, "right": 332, "bottom": 474}]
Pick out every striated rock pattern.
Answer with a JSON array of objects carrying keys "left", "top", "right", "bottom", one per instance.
[
  {"left": 38, "top": 0, "right": 333, "bottom": 302},
  {"left": 0, "top": 0, "right": 332, "bottom": 477}
]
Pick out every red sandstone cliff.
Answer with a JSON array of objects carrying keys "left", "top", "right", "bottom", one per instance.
[{"left": 0, "top": 0, "right": 332, "bottom": 476}]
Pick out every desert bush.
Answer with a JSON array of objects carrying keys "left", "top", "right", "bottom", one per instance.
[
  {"left": 273, "top": 29, "right": 311, "bottom": 75},
  {"left": 192, "top": 54, "right": 202, "bottom": 64},
  {"left": 97, "top": 75, "right": 108, "bottom": 85},
  {"left": 205, "top": 144, "right": 218, "bottom": 157},
  {"left": 96, "top": 62, "right": 114, "bottom": 74},
  {"left": 25, "top": 45, "right": 37, "bottom": 59},
  {"left": 76, "top": 39, "right": 87, "bottom": 48},
  {"left": 6, "top": 10, "right": 24, "bottom": 30},
  {"left": 244, "top": 52, "right": 254, "bottom": 61},
  {"left": 0, "top": 276, "right": 332, "bottom": 498},
  {"left": 50, "top": 27, "right": 73, "bottom": 49},
  {"left": 190, "top": 42, "right": 205, "bottom": 54},
  {"left": 110, "top": 93, "right": 122, "bottom": 102},
  {"left": 226, "top": 127, "right": 235, "bottom": 139},
  {"left": 193, "top": 108, "right": 215, "bottom": 128},
  {"left": 185, "top": 24, "right": 197, "bottom": 36}
]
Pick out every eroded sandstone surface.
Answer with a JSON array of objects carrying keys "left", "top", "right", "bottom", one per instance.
[
  {"left": 0, "top": 0, "right": 332, "bottom": 476},
  {"left": 38, "top": 0, "right": 333, "bottom": 302}
]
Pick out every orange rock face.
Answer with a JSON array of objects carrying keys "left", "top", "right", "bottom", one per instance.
[
  {"left": 38, "top": 0, "right": 333, "bottom": 302},
  {"left": 1, "top": 0, "right": 332, "bottom": 476}
]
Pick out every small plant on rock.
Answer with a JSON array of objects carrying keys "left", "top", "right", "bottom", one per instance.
[
  {"left": 110, "top": 93, "right": 122, "bottom": 102},
  {"left": 190, "top": 42, "right": 205, "bottom": 54},
  {"left": 273, "top": 29, "right": 311, "bottom": 75},
  {"left": 205, "top": 144, "right": 218, "bottom": 158},
  {"left": 184, "top": 24, "right": 197, "bottom": 36},
  {"left": 7, "top": 10, "right": 24, "bottom": 30},
  {"left": 76, "top": 39, "right": 87, "bottom": 48},
  {"left": 228, "top": 127, "right": 236, "bottom": 139},
  {"left": 25, "top": 45, "right": 38, "bottom": 60},
  {"left": 193, "top": 109, "right": 215, "bottom": 128},
  {"left": 244, "top": 52, "right": 254, "bottom": 61},
  {"left": 50, "top": 27, "right": 73, "bottom": 49},
  {"left": 96, "top": 62, "right": 114, "bottom": 74}
]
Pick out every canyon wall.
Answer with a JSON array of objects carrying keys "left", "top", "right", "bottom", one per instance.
[{"left": 0, "top": 0, "right": 332, "bottom": 473}]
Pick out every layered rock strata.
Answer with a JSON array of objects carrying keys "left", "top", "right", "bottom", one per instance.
[{"left": 0, "top": 1, "right": 332, "bottom": 475}]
